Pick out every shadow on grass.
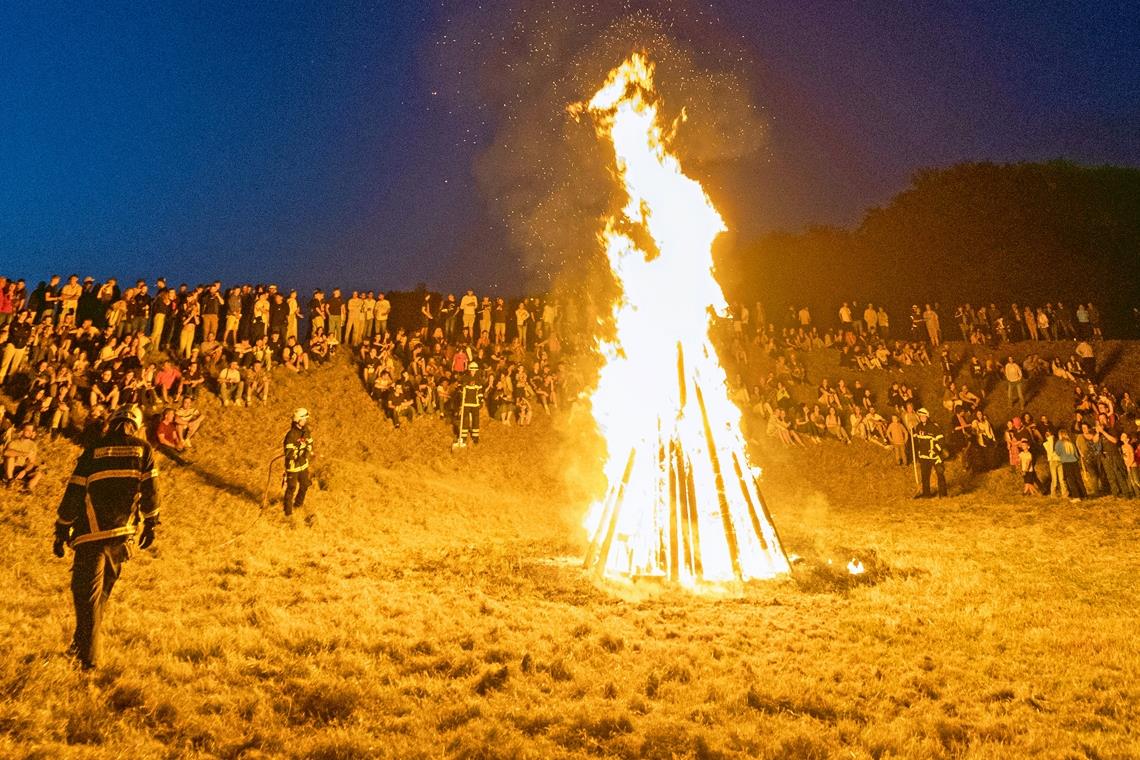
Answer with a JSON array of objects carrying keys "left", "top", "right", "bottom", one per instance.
[
  {"left": 1096, "top": 343, "right": 1125, "bottom": 384},
  {"left": 185, "top": 458, "right": 264, "bottom": 504}
]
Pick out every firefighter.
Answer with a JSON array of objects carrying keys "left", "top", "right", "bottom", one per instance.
[
  {"left": 454, "top": 362, "right": 484, "bottom": 448},
  {"left": 912, "top": 407, "right": 948, "bottom": 498},
  {"left": 53, "top": 404, "right": 159, "bottom": 669},
  {"left": 283, "top": 407, "right": 314, "bottom": 523}
]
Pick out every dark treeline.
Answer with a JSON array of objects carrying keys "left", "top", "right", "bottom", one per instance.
[{"left": 717, "top": 162, "right": 1140, "bottom": 332}]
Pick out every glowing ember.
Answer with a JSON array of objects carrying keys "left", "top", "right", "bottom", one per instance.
[{"left": 573, "top": 53, "right": 790, "bottom": 588}]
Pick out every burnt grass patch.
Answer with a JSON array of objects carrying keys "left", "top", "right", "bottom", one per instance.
[{"left": 790, "top": 548, "right": 925, "bottom": 594}]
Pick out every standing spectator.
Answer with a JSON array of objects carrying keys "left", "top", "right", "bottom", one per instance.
[
  {"left": 1075, "top": 304, "right": 1090, "bottom": 338},
  {"left": 0, "top": 310, "right": 34, "bottom": 384},
  {"left": 1121, "top": 432, "right": 1140, "bottom": 495},
  {"left": 286, "top": 289, "right": 302, "bottom": 342},
  {"left": 493, "top": 298, "right": 507, "bottom": 344},
  {"left": 326, "top": 288, "right": 345, "bottom": 342},
  {"left": 344, "top": 291, "right": 364, "bottom": 346},
  {"left": 374, "top": 293, "right": 391, "bottom": 338},
  {"left": 460, "top": 289, "right": 479, "bottom": 340},
  {"left": 178, "top": 294, "right": 200, "bottom": 359},
  {"left": 0, "top": 276, "right": 14, "bottom": 331},
  {"left": 886, "top": 414, "right": 909, "bottom": 465},
  {"left": 127, "top": 282, "right": 151, "bottom": 336},
  {"left": 1043, "top": 429, "right": 1066, "bottom": 498},
  {"left": 200, "top": 282, "right": 223, "bottom": 342},
  {"left": 1018, "top": 441, "right": 1040, "bottom": 496},
  {"left": 1075, "top": 340, "right": 1095, "bottom": 380},
  {"left": 307, "top": 289, "right": 326, "bottom": 340},
  {"left": 223, "top": 286, "right": 243, "bottom": 346},
  {"left": 1004, "top": 356, "right": 1026, "bottom": 409},
  {"left": 923, "top": 304, "right": 941, "bottom": 346},
  {"left": 515, "top": 300, "right": 532, "bottom": 350},
  {"left": 1055, "top": 430, "right": 1085, "bottom": 501},
  {"left": 361, "top": 291, "right": 376, "bottom": 341},
  {"left": 479, "top": 296, "right": 493, "bottom": 339}
]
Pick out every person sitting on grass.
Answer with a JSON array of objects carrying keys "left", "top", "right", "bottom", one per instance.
[
  {"left": 245, "top": 360, "right": 270, "bottom": 405},
  {"left": 88, "top": 367, "right": 120, "bottom": 410},
  {"left": 283, "top": 336, "right": 310, "bottom": 372},
  {"left": 154, "top": 407, "right": 188, "bottom": 462},
  {"left": 180, "top": 360, "right": 206, "bottom": 399},
  {"left": 309, "top": 326, "right": 329, "bottom": 364},
  {"left": 174, "top": 396, "right": 203, "bottom": 448},
  {"left": 767, "top": 408, "right": 805, "bottom": 447},
  {"left": 217, "top": 360, "right": 245, "bottom": 406},
  {"left": 154, "top": 360, "right": 182, "bottom": 405},
  {"left": 825, "top": 406, "right": 851, "bottom": 444},
  {"left": 3, "top": 423, "right": 43, "bottom": 493}
]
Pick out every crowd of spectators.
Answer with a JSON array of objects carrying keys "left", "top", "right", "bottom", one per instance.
[
  {"left": 734, "top": 299, "right": 1139, "bottom": 500},
  {"left": 0, "top": 273, "right": 564, "bottom": 490}
]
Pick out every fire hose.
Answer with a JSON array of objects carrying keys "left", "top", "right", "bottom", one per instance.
[{"left": 211, "top": 452, "right": 284, "bottom": 551}]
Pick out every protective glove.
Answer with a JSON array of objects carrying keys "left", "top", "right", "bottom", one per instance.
[
  {"left": 138, "top": 518, "right": 158, "bottom": 550},
  {"left": 53, "top": 523, "right": 70, "bottom": 558}
]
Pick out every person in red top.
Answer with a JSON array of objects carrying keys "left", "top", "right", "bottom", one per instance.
[{"left": 153, "top": 361, "right": 183, "bottom": 404}]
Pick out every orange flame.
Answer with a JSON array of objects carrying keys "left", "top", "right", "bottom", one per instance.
[{"left": 576, "top": 53, "right": 790, "bottom": 589}]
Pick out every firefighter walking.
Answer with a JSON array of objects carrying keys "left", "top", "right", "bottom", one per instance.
[
  {"left": 454, "top": 362, "right": 484, "bottom": 448},
  {"left": 912, "top": 407, "right": 948, "bottom": 498},
  {"left": 283, "top": 407, "right": 315, "bottom": 524},
  {"left": 53, "top": 404, "right": 159, "bottom": 670}
]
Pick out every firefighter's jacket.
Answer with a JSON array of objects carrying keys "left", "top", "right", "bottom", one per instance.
[
  {"left": 56, "top": 430, "right": 160, "bottom": 547},
  {"left": 460, "top": 382, "right": 483, "bottom": 410},
  {"left": 284, "top": 426, "right": 313, "bottom": 473},
  {"left": 913, "top": 421, "right": 946, "bottom": 464}
]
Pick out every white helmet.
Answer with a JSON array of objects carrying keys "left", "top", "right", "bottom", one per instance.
[
  {"left": 292, "top": 407, "right": 310, "bottom": 424},
  {"left": 109, "top": 404, "right": 144, "bottom": 433}
]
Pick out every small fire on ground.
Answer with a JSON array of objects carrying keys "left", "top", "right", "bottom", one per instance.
[{"left": 572, "top": 53, "right": 790, "bottom": 590}]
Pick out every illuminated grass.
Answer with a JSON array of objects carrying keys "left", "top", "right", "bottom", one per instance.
[{"left": 1, "top": 344, "right": 1138, "bottom": 758}]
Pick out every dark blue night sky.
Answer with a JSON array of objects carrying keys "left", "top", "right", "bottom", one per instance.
[{"left": 2, "top": 1, "right": 1137, "bottom": 294}]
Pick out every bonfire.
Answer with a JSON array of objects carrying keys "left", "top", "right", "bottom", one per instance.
[{"left": 572, "top": 53, "right": 790, "bottom": 589}]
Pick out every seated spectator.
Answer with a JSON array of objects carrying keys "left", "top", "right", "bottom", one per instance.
[
  {"left": 3, "top": 423, "right": 43, "bottom": 492},
  {"left": 283, "top": 336, "right": 310, "bottom": 372},
  {"left": 154, "top": 360, "right": 183, "bottom": 404},
  {"left": 217, "top": 360, "right": 245, "bottom": 406},
  {"left": 89, "top": 367, "right": 120, "bottom": 410},
  {"left": 154, "top": 407, "right": 188, "bottom": 461},
  {"left": 174, "top": 396, "right": 204, "bottom": 447},
  {"left": 245, "top": 360, "right": 270, "bottom": 405},
  {"left": 181, "top": 360, "right": 206, "bottom": 399},
  {"left": 824, "top": 406, "right": 851, "bottom": 444}
]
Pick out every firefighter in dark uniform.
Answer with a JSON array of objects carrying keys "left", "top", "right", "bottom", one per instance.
[
  {"left": 53, "top": 404, "right": 159, "bottom": 669},
  {"left": 454, "top": 362, "right": 484, "bottom": 448},
  {"left": 283, "top": 407, "right": 314, "bottom": 522},
  {"left": 912, "top": 407, "right": 948, "bottom": 498}
]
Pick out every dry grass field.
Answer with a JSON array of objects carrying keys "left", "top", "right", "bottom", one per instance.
[{"left": 2, "top": 341, "right": 1139, "bottom": 759}]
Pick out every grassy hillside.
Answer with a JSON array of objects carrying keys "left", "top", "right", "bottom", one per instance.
[{"left": 2, "top": 343, "right": 1139, "bottom": 759}]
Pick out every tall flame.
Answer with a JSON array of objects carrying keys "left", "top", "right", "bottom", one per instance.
[{"left": 576, "top": 53, "right": 790, "bottom": 589}]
